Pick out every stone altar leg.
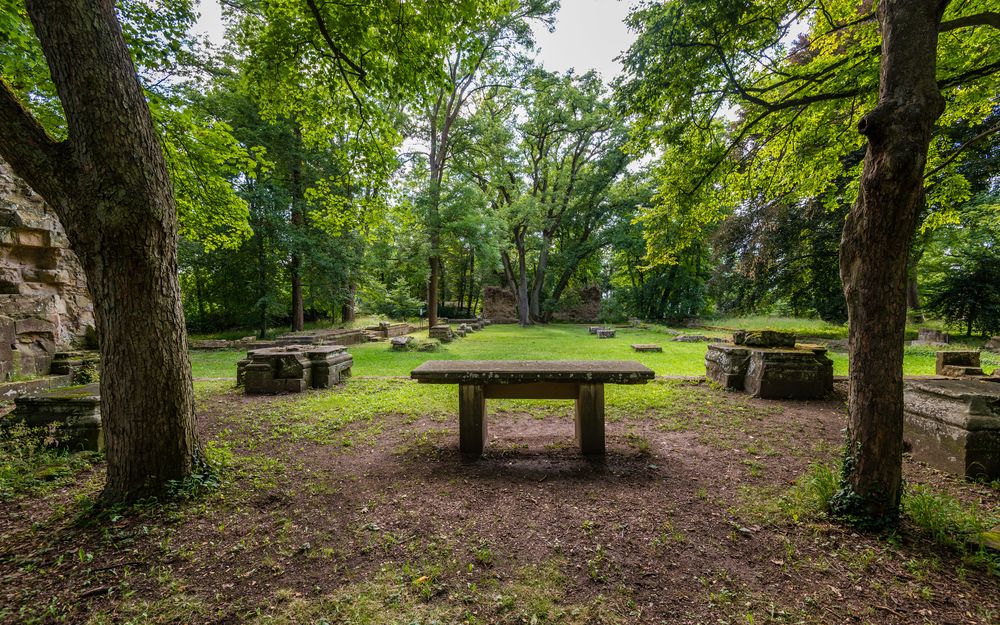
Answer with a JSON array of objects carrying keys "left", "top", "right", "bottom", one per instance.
[
  {"left": 459, "top": 383, "right": 487, "bottom": 455},
  {"left": 575, "top": 383, "right": 605, "bottom": 455}
]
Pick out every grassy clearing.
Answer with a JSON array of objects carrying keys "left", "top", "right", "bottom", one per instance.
[{"left": 189, "top": 322, "right": 1000, "bottom": 380}]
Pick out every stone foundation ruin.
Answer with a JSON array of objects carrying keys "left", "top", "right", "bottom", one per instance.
[
  {"left": 935, "top": 351, "right": 990, "bottom": 378},
  {"left": 912, "top": 328, "right": 950, "bottom": 347},
  {"left": 237, "top": 345, "right": 353, "bottom": 394},
  {"left": 482, "top": 285, "right": 600, "bottom": 323},
  {"left": 0, "top": 157, "right": 94, "bottom": 380},
  {"left": 705, "top": 330, "right": 834, "bottom": 399},
  {"left": 10, "top": 383, "right": 102, "bottom": 451},
  {"left": 904, "top": 378, "right": 1000, "bottom": 480}
]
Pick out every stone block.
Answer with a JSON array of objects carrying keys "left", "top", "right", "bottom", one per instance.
[
  {"left": 597, "top": 329, "right": 616, "bottom": 339},
  {"left": 903, "top": 378, "right": 1000, "bottom": 480},
  {"left": 705, "top": 343, "right": 752, "bottom": 389},
  {"left": 631, "top": 344, "right": 662, "bottom": 353},
  {"left": 390, "top": 336, "right": 412, "bottom": 351},
  {"left": 742, "top": 348, "right": 833, "bottom": 399},
  {"left": 9, "top": 383, "right": 102, "bottom": 451},
  {"left": 936, "top": 351, "right": 983, "bottom": 377},
  {"left": 240, "top": 345, "right": 352, "bottom": 394},
  {"left": 429, "top": 324, "right": 454, "bottom": 342},
  {"left": 673, "top": 335, "right": 709, "bottom": 342},
  {"left": 15, "top": 317, "right": 55, "bottom": 336},
  {"left": 308, "top": 346, "right": 353, "bottom": 388},
  {"left": 733, "top": 330, "right": 796, "bottom": 348},
  {"left": 918, "top": 328, "right": 950, "bottom": 344},
  {"left": 588, "top": 326, "right": 601, "bottom": 335}
]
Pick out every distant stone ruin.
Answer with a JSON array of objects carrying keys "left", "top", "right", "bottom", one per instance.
[
  {"left": 237, "top": 345, "right": 353, "bottom": 394},
  {"left": 482, "top": 286, "right": 518, "bottom": 323},
  {"left": 429, "top": 324, "right": 454, "bottom": 342},
  {"left": 912, "top": 328, "right": 950, "bottom": 346},
  {"left": 706, "top": 330, "right": 833, "bottom": 399},
  {"left": 0, "top": 157, "right": 94, "bottom": 379},
  {"left": 936, "top": 351, "right": 987, "bottom": 377},
  {"left": 482, "top": 285, "right": 600, "bottom": 323}
]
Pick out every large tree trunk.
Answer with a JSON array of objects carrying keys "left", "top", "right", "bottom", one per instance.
[
  {"left": 529, "top": 234, "right": 552, "bottom": 322},
  {"left": 0, "top": 0, "right": 200, "bottom": 501},
  {"left": 834, "top": 0, "right": 945, "bottom": 525}
]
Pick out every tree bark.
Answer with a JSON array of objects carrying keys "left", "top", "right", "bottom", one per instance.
[
  {"left": 514, "top": 233, "right": 531, "bottom": 326},
  {"left": 341, "top": 282, "right": 356, "bottom": 323},
  {"left": 0, "top": 0, "right": 200, "bottom": 501},
  {"left": 428, "top": 253, "right": 440, "bottom": 327},
  {"left": 834, "top": 0, "right": 945, "bottom": 525},
  {"left": 289, "top": 130, "right": 305, "bottom": 332}
]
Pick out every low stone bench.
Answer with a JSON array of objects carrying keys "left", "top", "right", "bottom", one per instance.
[
  {"left": 597, "top": 329, "right": 616, "bottom": 339},
  {"left": 237, "top": 345, "right": 353, "bottom": 394},
  {"left": 9, "top": 383, "right": 102, "bottom": 451},
  {"left": 410, "top": 360, "right": 654, "bottom": 455},
  {"left": 904, "top": 378, "right": 1000, "bottom": 480}
]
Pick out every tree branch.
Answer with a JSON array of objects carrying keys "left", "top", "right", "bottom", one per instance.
[
  {"left": 304, "top": 0, "right": 367, "bottom": 81},
  {"left": 0, "top": 78, "right": 71, "bottom": 207},
  {"left": 923, "top": 121, "right": 1000, "bottom": 180},
  {"left": 939, "top": 11, "right": 1000, "bottom": 32}
]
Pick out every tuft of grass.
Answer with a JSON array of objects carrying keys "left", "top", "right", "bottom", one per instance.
[{"left": 904, "top": 484, "right": 999, "bottom": 571}]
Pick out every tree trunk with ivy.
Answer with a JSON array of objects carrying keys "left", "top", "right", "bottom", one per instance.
[
  {"left": 834, "top": 0, "right": 945, "bottom": 525},
  {"left": 0, "top": 0, "right": 200, "bottom": 501}
]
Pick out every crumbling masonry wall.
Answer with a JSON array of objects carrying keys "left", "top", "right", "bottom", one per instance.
[{"left": 0, "top": 157, "right": 94, "bottom": 378}]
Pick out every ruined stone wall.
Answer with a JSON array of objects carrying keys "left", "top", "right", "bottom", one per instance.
[
  {"left": 551, "top": 285, "right": 601, "bottom": 323},
  {"left": 482, "top": 284, "right": 602, "bottom": 324},
  {"left": 0, "top": 157, "right": 94, "bottom": 378},
  {"left": 482, "top": 286, "right": 518, "bottom": 323}
]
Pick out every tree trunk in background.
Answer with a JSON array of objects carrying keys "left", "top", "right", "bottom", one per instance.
[
  {"left": 257, "top": 229, "right": 268, "bottom": 339},
  {"left": 0, "top": 0, "right": 199, "bottom": 501},
  {"left": 514, "top": 235, "right": 531, "bottom": 326},
  {"left": 529, "top": 235, "right": 551, "bottom": 322},
  {"left": 834, "top": 0, "right": 944, "bottom": 525},
  {"left": 466, "top": 252, "right": 475, "bottom": 316},
  {"left": 289, "top": 131, "right": 305, "bottom": 332},
  {"left": 428, "top": 252, "right": 440, "bottom": 327},
  {"left": 342, "top": 282, "right": 356, "bottom": 323}
]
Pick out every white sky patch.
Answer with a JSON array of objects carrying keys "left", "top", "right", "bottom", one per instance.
[
  {"left": 531, "top": 0, "right": 640, "bottom": 81},
  {"left": 192, "top": 0, "right": 641, "bottom": 82}
]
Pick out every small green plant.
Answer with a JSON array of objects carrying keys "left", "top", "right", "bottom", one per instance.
[
  {"left": 72, "top": 362, "right": 100, "bottom": 385},
  {"left": 780, "top": 461, "right": 840, "bottom": 522},
  {"left": 586, "top": 545, "right": 607, "bottom": 582},
  {"left": 473, "top": 542, "right": 494, "bottom": 566}
]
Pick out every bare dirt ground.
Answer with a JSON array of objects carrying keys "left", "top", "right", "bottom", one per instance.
[{"left": 1, "top": 379, "right": 998, "bottom": 624}]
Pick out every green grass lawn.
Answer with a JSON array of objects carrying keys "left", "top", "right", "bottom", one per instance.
[{"left": 188, "top": 323, "right": 1000, "bottom": 379}]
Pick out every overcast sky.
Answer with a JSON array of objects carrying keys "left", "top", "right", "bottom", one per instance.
[{"left": 192, "top": 0, "right": 640, "bottom": 83}]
